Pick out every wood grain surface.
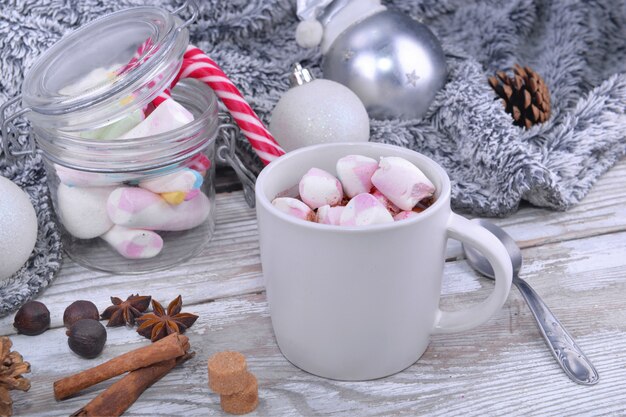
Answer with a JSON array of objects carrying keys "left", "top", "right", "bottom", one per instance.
[{"left": 3, "top": 159, "right": 626, "bottom": 416}]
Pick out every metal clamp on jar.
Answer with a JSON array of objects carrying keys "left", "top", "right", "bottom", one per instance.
[{"left": 0, "top": 1, "right": 258, "bottom": 274}]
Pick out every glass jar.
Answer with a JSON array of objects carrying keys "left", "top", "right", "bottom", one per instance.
[{"left": 0, "top": 2, "right": 255, "bottom": 274}]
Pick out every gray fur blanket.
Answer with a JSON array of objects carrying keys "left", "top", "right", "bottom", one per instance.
[{"left": 0, "top": 0, "right": 624, "bottom": 311}]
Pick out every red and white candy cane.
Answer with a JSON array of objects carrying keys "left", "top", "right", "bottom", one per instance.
[
  {"left": 120, "top": 37, "right": 173, "bottom": 111},
  {"left": 151, "top": 45, "right": 284, "bottom": 165},
  {"left": 117, "top": 37, "right": 154, "bottom": 76}
]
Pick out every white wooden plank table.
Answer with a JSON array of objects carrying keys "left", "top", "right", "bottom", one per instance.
[{"left": 2, "top": 159, "right": 626, "bottom": 416}]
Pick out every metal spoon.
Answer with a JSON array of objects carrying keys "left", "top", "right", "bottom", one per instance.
[{"left": 462, "top": 219, "right": 599, "bottom": 385}]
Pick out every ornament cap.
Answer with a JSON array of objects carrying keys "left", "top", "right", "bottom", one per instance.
[{"left": 290, "top": 63, "right": 316, "bottom": 87}]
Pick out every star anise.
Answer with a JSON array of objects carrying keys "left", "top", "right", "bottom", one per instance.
[
  {"left": 136, "top": 295, "right": 198, "bottom": 342},
  {"left": 100, "top": 294, "right": 152, "bottom": 327}
]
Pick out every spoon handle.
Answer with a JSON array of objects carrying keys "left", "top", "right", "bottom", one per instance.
[{"left": 514, "top": 277, "right": 599, "bottom": 385}]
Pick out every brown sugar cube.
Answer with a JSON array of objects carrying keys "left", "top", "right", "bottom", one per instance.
[
  {"left": 208, "top": 351, "right": 248, "bottom": 394},
  {"left": 220, "top": 372, "right": 258, "bottom": 415}
]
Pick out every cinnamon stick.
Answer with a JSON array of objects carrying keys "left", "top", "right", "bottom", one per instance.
[
  {"left": 54, "top": 333, "right": 188, "bottom": 401},
  {"left": 71, "top": 352, "right": 195, "bottom": 417}
]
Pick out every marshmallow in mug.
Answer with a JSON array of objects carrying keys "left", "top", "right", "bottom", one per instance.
[
  {"left": 371, "top": 156, "right": 436, "bottom": 211},
  {"left": 271, "top": 155, "right": 436, "bottom": 226},
  {"left": 298, "top": 168, "right": 343, "bottom": 209},
  {"left": 316, "top": 205, "right": 344, "bottom": 225},
  {"left": 272, "top": 197, "right": 315, "bottom": 222},
  {"left": 339, "top": 193, "right": 394, "bottom": 226},
  {"left": 335, "top": 155, "right": 378, "bottom": 198}
]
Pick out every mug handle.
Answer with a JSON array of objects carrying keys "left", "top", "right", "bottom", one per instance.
[{"left": 432, "top": 213, "right": 513, "bottom": 334}]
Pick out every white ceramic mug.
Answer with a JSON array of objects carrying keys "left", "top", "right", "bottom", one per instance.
[{"left": 255, "top": 143, "right": 512, "bottom": 380}]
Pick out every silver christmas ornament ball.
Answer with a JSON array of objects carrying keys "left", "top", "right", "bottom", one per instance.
[{"left": 323, "top": 10, "right": 447, "bottom": 120}]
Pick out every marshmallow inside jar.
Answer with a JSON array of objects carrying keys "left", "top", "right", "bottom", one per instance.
[{"left": 18, "top": 6, "right": 222, "bottom": 273}]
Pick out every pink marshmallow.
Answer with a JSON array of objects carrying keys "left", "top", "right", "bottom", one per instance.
[
  {"left": 101, "top": 225, "right": 163, "bottom": 259},
  {"left": 393, "top": 211, "right": 421, "bottom": 221},
  {"left": 335, "top": 155, "right": 378, "bottom": 198},
  {"left": 371, "top": 157, "right": 435, "bottom": 211},
  {"left": 339, "top": 193, "right": 393, "bottom": 226},
  {"left": 316, "top": 205, "right": 345, "bottom": 225},
  {"left": 107, "top": 187, "right": 211, "bottom": 231},
  {"left": 272, "top": 197, "right": 315, "bottom": 221},
  {"left": 298, "top": 168, "right": 343, "bottom": 209},
  {"left": 371, "top": 188, "right": 401, "bottom": 216}
]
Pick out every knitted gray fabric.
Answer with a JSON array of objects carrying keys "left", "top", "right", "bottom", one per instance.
[{"left": 0, "top": 1, "right": 624, "bottom": 313}]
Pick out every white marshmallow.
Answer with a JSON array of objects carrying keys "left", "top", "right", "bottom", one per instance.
[
  {"left": 335, "top": 155, "right": 378, "bottom": 198},
  {"left": 371, "top": 157, "right": 435, "bottom": 211},
  {"left": 58, "top": 184, "right": 115, "bottom": 239},
  {"left": 316, "top": 205, "right": 345, "bottom": 225},
  {"left": 272, "top": 197, "right": 315, "bottom": 221},
  {"left": 107, "top": 187, "right": 211, "bottom": 231},
  {"left": 339, "top": 193, "right": 394, "bottom": 226},
  {"left": 101, "top": 225, "right": 163, "bottom": 259},
  {"left": 120, "top": 98, "right": 194, "bottom": 139},
  {"left": 298, "top": 168, "right": 343, "bottom": 209}
]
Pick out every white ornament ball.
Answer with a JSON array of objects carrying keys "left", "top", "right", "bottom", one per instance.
[
  {"left": 270, "top": 79, "right": 370, "bottom": 152},
  {"left": 0, "top": 176, "right": 38, "bottom": 281},
  {"left": 295, "top": 19, "right": 324, "bottom": 48}
]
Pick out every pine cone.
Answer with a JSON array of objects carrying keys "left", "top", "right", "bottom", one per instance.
[
  {"left": 0, "top": 337, "right": 31, "bottom": 416},
  {"left": 488, "top": 64, "right": 551, "bottom": 128}
]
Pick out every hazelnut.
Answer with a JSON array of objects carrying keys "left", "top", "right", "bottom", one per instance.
[
  {"left": 13, "top": 301, "right": 50, "bottom": 336},
  {"left": 67, "top": 319, "right": 107, "bottom": 359},
  {"left": 63, "top": 300, "right": 100, "bottom": 329}
]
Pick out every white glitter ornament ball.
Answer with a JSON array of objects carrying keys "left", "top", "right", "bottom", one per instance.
[
  {"left": 270, "top": 65, "right": 369, "bottom": 152},
  {"left": 0, "top": 176, "right": 38, "bottom": 281}
]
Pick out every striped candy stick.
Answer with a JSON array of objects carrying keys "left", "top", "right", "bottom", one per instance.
[
  {"left": 117, "top": 37, "right": 155, "bottom": 76},
  {"left": 118, "top": 38, "right": 172, "bottom": 113},
  {"left": 127, "top": 40, "right": 285, "bottom": 164},
  {"left": 170, "top": 46, "right": 285, "bottom": 165},
  {"left": 152, "top": 88, "right": 171, "bottom": 108}
]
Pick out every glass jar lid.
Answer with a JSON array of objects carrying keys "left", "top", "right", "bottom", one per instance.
[{"left": 21, "top": 5, "right": 192, "bottom": 131}]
